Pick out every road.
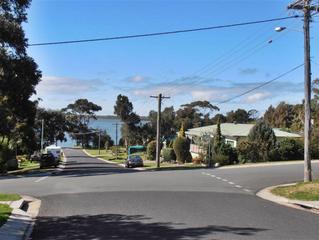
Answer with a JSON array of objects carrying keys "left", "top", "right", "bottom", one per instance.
[{"left": 1, "top": 148, "right": 319, "bottom": 239}]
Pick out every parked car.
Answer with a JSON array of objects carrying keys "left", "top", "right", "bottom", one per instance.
[
  {"left": 39, "top": 152, "right": 59, "bottom": 168},
  {"left": 125, "top": 155, "right": 144, "bottom": 168}
]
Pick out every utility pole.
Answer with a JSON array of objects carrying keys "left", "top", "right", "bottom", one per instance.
[
  {"left": 150, "top": 93, "right": 170, "bottom": 168},
  {"left": 40, "top": 119, "right": 44, "bottom": 152},
  {"left": 98, "top": 131, "right": 101, "bottom": 155},
  {"left": 288, "top": 0, "right": 318, "bottom": 182},
  {"left": 112, "top": 123, "right": 120, "bottom": 160}
]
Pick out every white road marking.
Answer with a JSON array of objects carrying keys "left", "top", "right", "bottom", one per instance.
[
  {"left": 200, "top": 172, "right": 252, "bottom": 194},
  {"left": 35, "top": 176, "right": 48, "bottom": 183}
]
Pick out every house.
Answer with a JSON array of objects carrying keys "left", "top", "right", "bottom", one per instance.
[{"left": 185, "top": 123, "right": 301, "bottom": 157}]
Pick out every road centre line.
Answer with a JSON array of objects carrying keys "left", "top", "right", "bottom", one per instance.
[
  {"left": 35, "top": 176, "right": 48, "bottom": 183},
  {"left": 228, "top": 182, "right": 234, "bottom": 185},
  {"left": 235, "top": 185, "right": 242, "bottom": 188}
]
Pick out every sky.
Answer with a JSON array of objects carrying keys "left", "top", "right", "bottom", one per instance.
[{"left": 24, "top": 0, "right": 319, "bottom": 117}]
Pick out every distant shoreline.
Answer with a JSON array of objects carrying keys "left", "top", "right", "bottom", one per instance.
[{"left": 96, "top": 115, "right": 149, "bottom": 121}]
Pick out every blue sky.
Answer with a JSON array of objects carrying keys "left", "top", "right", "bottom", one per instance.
[{"left": 25, "top": 0, "right": 319, "bottom": 116}]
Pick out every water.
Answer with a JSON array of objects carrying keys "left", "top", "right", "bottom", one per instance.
[
  {"left": 60, "top": 118, "right": 148, "bottom": 147},
  {"left": 60, "top": 118, "right": 123, "bottom": 147}
]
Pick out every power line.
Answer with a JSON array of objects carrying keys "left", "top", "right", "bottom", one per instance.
[
  {"left": 29, "top": 15, "right": 301, "bottom": 46},
  {"left": 217, "top": 63, "right": 304, "bottom": 105}
]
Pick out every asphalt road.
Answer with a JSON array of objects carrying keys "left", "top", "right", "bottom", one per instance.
[{"left": 1, "top": 148, "right": 319, "bottom": 239}]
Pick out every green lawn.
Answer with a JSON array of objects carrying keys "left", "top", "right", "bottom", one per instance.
[
  {"left": 85, "top": 148, "right": 206, "bottom": 170},
  {"left": 0, "top": 204, "right": 12, "bottom": 227},
  {"left": 0, "top": 193, "right": 21, "bottom": 201},
  {"left": 272, "top": 179, "right": 319, "bottom": 201},
  {"left": 85, "top": 148, "right": 127, "bottom": 164}
]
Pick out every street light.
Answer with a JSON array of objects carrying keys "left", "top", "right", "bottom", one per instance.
[
  {"left": 275, "top": 26, "right": 287, "bottom": 32},
  {"left": 274, "top": 26, "right": 302, "bottom": 33},
  {"left": 275, "top": 19, "right": 312, "bottom": 182}
]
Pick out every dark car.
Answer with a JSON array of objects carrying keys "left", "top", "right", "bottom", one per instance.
[
  {"left": 39, "top": 152, "right": 59, "bottom": 168},
  {"left": 30, "top": 151, "right": 41, "bottom": 162},
  {"left": 125, "top": 155, "right": 144, "bottom": 168}
]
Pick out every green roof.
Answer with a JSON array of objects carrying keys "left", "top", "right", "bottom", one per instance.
[{"left": 185, "top": 123, "right": 301, "bottom": 138}]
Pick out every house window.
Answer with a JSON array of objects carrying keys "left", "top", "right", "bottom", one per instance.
[{"left": 225, "top": 139, "right": 235, "bottom": 147}]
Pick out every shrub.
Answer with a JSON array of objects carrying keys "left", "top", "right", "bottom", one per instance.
[
  {"left": 237, "top": 140, "right": 259, "bottom": 163},
  {"left": 218, "top": 143, "right": 238, "bottom": 164},
  {"left": 248, "top": 121, "right": 276, "bottom": 162},
  {"left": 147, "top": 140, "right": 159, "bottom": 161},
  {"left": 192, "top": 155, "right": 203, "bottom": 165},
  {"left": 0, "top": 144, "right": 15, "bottom": 173},
  {"left": 213, "top": 154, "right": 229, "bottom": 166},
  {"left": 173, "top": 137, "right": 192, "bottom": 164},
  {"left": 277, "top": 138, "right": 303, "bottom": 160},
  {"left": 161, "top": 148, "right": 176, "bottom": 162},
  {"left": 311, "top": 143, "right": 319, "bottom": 159}
]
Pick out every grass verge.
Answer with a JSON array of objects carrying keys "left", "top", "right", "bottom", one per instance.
[
  {"left": 0, "top": 204, "right": 12, "bottom": 227},
  {"left": 0, "top": 193, "right": 21, "bottom": 201},
  {"left": 85, "top": 148, "right": 127, "bottom": 164},
  {"left": 271, "top": 179, "right": 319, "bottom": 201}
]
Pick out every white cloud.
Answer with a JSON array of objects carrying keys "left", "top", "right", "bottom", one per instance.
[
  {"left": 245, "top": 92, "right": 271, "bottom": 103},
  {"left": 36, "top": 76, "right": 103, "bottom": 95},
  {"left": 127, "top": 75, "right": 148, "bottom": 83}
]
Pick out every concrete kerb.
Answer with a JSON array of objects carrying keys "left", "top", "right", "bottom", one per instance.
[
  {"left": 82, "top": 149, "right": 146, "bottom": 171},
  {"left": 0, "top": 195, "right": 41, "bottom": 240},
  {"left": 219, "top": 159, "right": 319, "bottom": 170},
  {"left": 256, "top": 183, "right": 319, "bottom": 214}
]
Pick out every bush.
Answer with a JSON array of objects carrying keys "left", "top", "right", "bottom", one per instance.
[
  {"left": 192, "top": 155, "right": 203, "bottom": 165},
  {"left": 213, "top": 154, "right": 229, "bottom": 166},
  {"left": 311, "top": 143, "right": 319, "bottom": 159},
  {"left": 173, "top": 137, "right": 192, "bottom": 164},
  {"left": 0, "top": 144, "right": 16, "bottom": 173},
  {"left": 218, "top": 143, "right": 238, "bottom": 164},
  {"left": 237, "top": 140, "right": 259, "bottom": 163},
  {"left": 248, "top": 121, "right": 276, "bottom": 162},
  {"left": 161, "top": 148, "right": 176, "bottom": 162},
  {"left": 277, "top": 138, "right": 303, "bottom": 161},
  {"left": 147, "top": 140, "right": 163, "bottom": 161}
]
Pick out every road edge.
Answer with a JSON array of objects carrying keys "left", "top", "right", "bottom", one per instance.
[
  {"left": 0, "top": 195, "right": 41, "bottom": 240},
  {"left": 256, "top": 183, "right": 319, "bottom": 214},
  {"left": 82, "top": 149, "right": 146, "bottom": 171}
]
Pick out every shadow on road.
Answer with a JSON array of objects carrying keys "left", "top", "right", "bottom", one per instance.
[{"left": 31, "top": 213, "right": 268, "bottom": 240}]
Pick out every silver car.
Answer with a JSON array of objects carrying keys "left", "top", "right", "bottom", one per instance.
[{"left": 125, "top": 155, "right": 144, "bottom": 168}]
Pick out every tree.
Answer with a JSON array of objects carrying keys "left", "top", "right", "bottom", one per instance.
[
  {"left": 173, "top": 125, "right": 192, "bottom": 164},
  {"left": 90, "top": 130, "right": 114, "bottom": 149},
  {"left": 63, "top": 99, "right": 102, "bottom": 146},
  {"left": 148, "top": 106, "right": 176, "bottom": 141},
  {"left": 175, "top": 100, "right": 219, "bottom": 130},
  {"left": 226, "top": 109, "right": 250, "bottom": 123},
  {"left": 248, "top": 121, "right": 276, "bottom": 162},
  {"left": 263, "top": 105, "right": 275, "bottom": 126},
  {"left": 35, "top": 108, "right": 68, "bottom": 147},
  {"left": 211, "top": 114, "right": 226, "bottom": 124},
  {"left": 248, "top": 109, "right": 259, "bottom": 122},
  {"left": 213, "top": 118, "right": 224, "bottom": 151},
  {"left": 114, "top": 95, "right": 141, "bottom": 148},
  {"left": 0, "top": 0, "right": 41, "bottom": 163},
  {"left": 273, "top": 102, "right": 294, "bottom": 129}
]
